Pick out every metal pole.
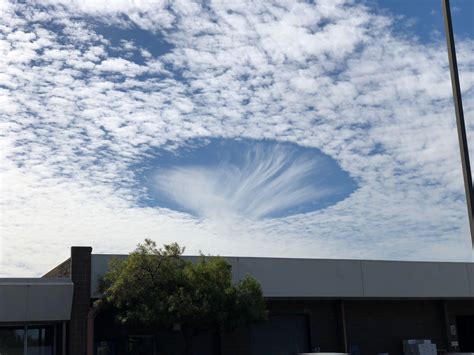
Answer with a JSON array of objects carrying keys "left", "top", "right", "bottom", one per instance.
[
  {"left": 340, "top": 300, "right": 348, "bottom": 353},
  {"left": 54, "top": 324, "right": 57, "bottom": 355},
  {"left": 62, "top": 322, "right": 67, "bottom": 355},
  {"left": 24, "top": 325, "right": 27, "bottom": 355},
  {"left": 442, "top": 0, "right": 474, "bottom": 246}
]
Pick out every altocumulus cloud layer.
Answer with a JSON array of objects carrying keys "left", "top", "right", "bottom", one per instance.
[{"left": 0, "top": 0, "right": 473, "bottom": 276}]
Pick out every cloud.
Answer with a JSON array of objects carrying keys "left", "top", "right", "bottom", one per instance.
[
  {"left": 153, "top": 143, "right": 337, "bottom": 219},
  {"left": 0, "top": 0, "right": 473, "bottom": 276}
]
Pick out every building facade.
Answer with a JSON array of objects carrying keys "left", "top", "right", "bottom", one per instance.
[{"left": 1, "top": 246, "right": 474, "bottom": 354}]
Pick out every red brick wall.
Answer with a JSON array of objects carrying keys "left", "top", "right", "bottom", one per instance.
[
  {"left": 69, "top": 246, "right": 92, "bottom": 355},
  {"left": 345, "top": 300, "right": 447, "bottom": 355}
]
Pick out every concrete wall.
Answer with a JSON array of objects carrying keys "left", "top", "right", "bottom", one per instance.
[{"left": 91, "top": 255, "right": 474, "bottom": 299}]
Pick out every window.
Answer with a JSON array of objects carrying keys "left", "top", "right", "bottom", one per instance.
[
  {"left": 0, "top": 327, "right": 24, "bottom": 355},
  {"left": 27, "top": 326, "right": 54, "bottom": 355},
  {"left": 0, "top": 325, "right": 55, "bottom": 355}
]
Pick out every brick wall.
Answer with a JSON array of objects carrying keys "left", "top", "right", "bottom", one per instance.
[
  {"left": 220, "top": 299, "right": 344, "bottom": 354},
  {"left": 91, "top": 297, "right": 471, "bottom": 355},
  {"left": 221, "top": 299, "right": 456, "bottom": 355},
  {"left": 69, "top": 246, "right": 92, "bottom": 355},
  {"left": 345, "top": 300, "right": 447, "bottom": 355}
]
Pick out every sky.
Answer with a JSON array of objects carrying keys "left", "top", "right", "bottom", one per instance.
[{"left": 0, "top": 0, "right": 473, "bottom": 276}]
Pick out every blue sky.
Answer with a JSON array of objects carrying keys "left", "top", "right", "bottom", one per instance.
[
  {"left": 375, "top": 0, "right": 473, "bottom": 41},
  {"left": 0, "top": 0, "right": 473, "bottom": 276}
]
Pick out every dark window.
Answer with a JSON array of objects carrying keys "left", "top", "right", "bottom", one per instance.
[
  {"left": 0, "top": 325, "right": 56, "bottom": 355},
  {"left": 27, "top": 326, "right": 54, "bottom": 355},
  {"left": 0, "top": 326, "right": 25, "bottom": 355}
]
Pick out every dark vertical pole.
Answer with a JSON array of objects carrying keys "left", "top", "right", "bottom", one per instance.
[
  {"left": 24, "top": 325, "right": 27, "bottom": 355},
  {"left": 54, "top": 324, "right": 57, "bottom": 355},
  {"left": 62, "top": 321, "right": 67, "bottom": 355},
  {"left": 339, "top": 300, "right": 348, "bottom": 353},
  {"left": 442, "top": 0, "right": 474, "bottom": 246}
]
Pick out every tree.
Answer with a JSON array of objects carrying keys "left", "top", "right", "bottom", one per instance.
[{"left": 98, "top": 239, "right": 267, "bottom": 355}]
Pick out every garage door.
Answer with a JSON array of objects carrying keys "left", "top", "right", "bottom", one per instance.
[{"left": 250, "top": 314, "right": 310, "bottom": 355}]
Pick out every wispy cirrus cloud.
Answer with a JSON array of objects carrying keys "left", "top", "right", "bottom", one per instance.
[
  {"left": 153, "top": 142, "right": 346, "bottom": 220},
  {"left": 0, "top": 0, "right": 473, "bottom": 276}
]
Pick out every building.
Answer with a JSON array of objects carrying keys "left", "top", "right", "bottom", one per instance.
[{"left": 1, "top": 246, "right": 474, "bottom": 354}]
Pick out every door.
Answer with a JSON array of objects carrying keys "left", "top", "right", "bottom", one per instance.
[
  {"left": 250, "top": 314, "right": 310, "bottom": 355},
  {"left": 457, "top": 315, "right": 474, "bottom": 352}
]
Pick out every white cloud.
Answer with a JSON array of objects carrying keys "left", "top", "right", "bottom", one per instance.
[
  {"left": 97, "top": 57, "right": 145, "bottom": 75},
  {"left": 154, "top": 143, "right": 335, "bottom": 220},
  {"left": 1, "top": 0, "right": 473, "bottom": 276}
]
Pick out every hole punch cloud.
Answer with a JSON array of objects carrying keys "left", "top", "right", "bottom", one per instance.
[{"left": 140, "top": 139, "right": 357, "bottom": 220}]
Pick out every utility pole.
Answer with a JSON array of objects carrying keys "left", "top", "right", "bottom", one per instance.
[{"left": 442, "top": 0, "right": 474, "bottom": 246}]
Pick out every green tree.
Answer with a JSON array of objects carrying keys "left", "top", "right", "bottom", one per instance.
[{"left": 98, "top": 239, "right": 266, "bottom": 355}]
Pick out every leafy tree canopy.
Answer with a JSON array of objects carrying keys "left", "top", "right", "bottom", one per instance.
[{"left": 98, "top": 239, "right": 266, "bottom": 352}]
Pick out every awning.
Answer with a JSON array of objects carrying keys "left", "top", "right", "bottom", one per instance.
[{"left": 0, "top": 278, "right": 73, "bottom": 322}]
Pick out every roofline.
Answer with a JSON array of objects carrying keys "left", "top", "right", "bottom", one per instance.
[
  {"left": 91, "top": 253, "right": 474, "bottom": 265},
  {"left": 0, "top": 278, "right": 73, "bottom": 285}
]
